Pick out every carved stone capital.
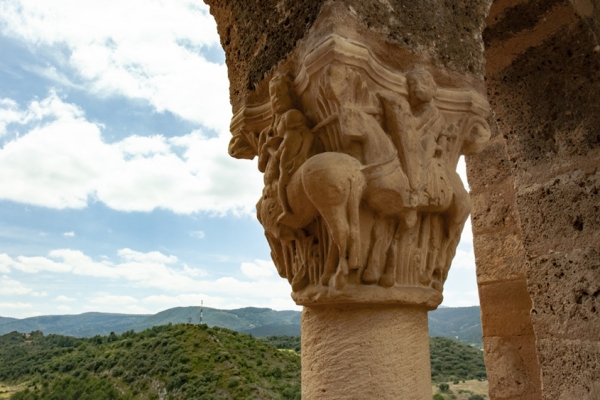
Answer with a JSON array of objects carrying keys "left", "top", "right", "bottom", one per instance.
[{"left": 229, "top": 34, "right": 490, "bottom": 308}]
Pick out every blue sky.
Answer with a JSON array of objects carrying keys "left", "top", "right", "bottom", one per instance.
[{"left": 0, "top": 0, "right": 480, "bottom": 319}]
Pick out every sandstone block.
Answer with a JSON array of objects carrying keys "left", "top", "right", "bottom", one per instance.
[
  {"left": 483, "top": 335, "right": 542, "bottom": 400},
  {"left": 537, "top": 337, "right": 600, "bottom": 400},
  {"left": 515, "top": 169, "right": 600, "bottom": 256},
  {"left": 474, "top": 231, "right": 528, "bottom": 283},
  {"left": 471, "top": 184, "right": 519, "bottom": 235},
  {"left": 527, "top": 247, "right": 600, "bottom": 342},
  {"left": 466, "top": 134, "right": 513, "bottom": 193},
  {"left": 479, "top": 278, "right": 535, "bottom": 337}
]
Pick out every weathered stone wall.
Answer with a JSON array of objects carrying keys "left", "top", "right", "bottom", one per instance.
[
  {"left": 467, "top": 127, "right": 541, "bottom": 400},
  {"left": 205, "top": 0, "right": 491, "bottom": 110},
  {"left": 471, "top": 0, "right": 600, "bottom": 398}
]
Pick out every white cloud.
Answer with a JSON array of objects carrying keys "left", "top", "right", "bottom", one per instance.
[
  {"left": 63, "top": 231, "right": 75, "bottom": 237},
  {"left": 0, "top": 93, "right": 263, "bottom": 214},
  {"left": 3, "top": 247, "right": 293, "bottom": 309},
  {"left": 55, "top": 295, "right": 76, "bottom": 302},
  {"left": 460, "top": 217, "right": 473, "bottom": 246},
  {"left": 182, "top": 264, "right": 207, "bottom": 278},
  {"left": 0, "top": 275, "right": 32, "bottom": 295},
  {"left": 0, "top": 0, "right": 230, "bottom": 132},
  {"left": 0, "top": 98, "right": 24, "bottom": 136},
  {"left": 0, "top": 302, "right": 32, "bottom": 309},
  {"left": 441, "top": 290, "right": 480, "bottom": 307},
  {"left": 450, "top": 249, "right": 476, "bottom": 270},
  {"left": 117, "top": 248, "right": 177, "bottom": 264},
  {"left": 13, "top": 255, "right": 73, "bottom": 274},
  {"left": 57, "top": 305, "right": 71, "bottom": 311},
  {"left": 241, "top": 259, "right": 275, "bottom": 278},
  {"left": 0, "top": 254, "right": 12, "bottom": 273}
]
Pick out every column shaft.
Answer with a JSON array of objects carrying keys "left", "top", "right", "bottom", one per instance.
[{"left": 302, "top": 305, "right": 431, "bottom": 399}]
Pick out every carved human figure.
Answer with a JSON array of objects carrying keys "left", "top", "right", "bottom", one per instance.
[
  {"left": 268, "top": 74, "right": 315, "bottom": 223},
  {"left": 382, "top": 69, "right": 452, "bottom": 210}
]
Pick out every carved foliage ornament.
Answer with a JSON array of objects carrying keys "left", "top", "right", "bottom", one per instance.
[{"left": 230, "top": 35, "right": 490, "bottom": 308}]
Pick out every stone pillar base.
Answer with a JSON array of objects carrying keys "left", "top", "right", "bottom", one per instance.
[{"left": 301, "top": 304, "right": 431, "bottom": 399}]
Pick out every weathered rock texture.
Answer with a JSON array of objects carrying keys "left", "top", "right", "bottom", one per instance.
[
  {"left": 205, "top": 1, "right": 491, "bottom": 398},
  {"left": 302, "top": 305, "right": 431, "bottom": 399},
  {"left": 205, "top": 0, "right": 600, "bottom": 398},
  {"left": 207, "top": 0, "right": 491, "bottom": 110},
  {"left": 468, "top": 0, "right": 600, "bottom": 399}
]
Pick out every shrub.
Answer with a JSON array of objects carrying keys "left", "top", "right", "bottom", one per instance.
[
  {"left": 433, "top": 394, "right": 445, "bottom": 400},
  {"left": 468, "top": 395, "right": 485, "bottom": 400},
  {"left": 438, "top": 383, "right": 450, "bottom": 392},
  {"left": 227, "top": 377, "right": 240, "bottom": 388}
]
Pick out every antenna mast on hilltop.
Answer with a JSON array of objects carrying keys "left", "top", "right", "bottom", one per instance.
[{"left": 200, "top": 300, "right": 203, "bottom": 325}]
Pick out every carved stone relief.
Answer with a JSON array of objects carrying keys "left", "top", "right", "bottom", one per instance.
[{"left": 229, "top": 35, "right": 491, "bottom": 308}]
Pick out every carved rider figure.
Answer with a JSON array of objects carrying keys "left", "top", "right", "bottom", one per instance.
[
  {"left": 256, "top": 74, "right": 314, "bottom": 239},
  {"left": 383, "top": 68, "right": 452, "bottom": 210}
]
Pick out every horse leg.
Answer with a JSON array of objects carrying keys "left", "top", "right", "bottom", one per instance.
[
  {"left": 362, "top": 218, "right": 395, "bottom": 284},
  {"left": 328, "top": 173, "right": 365, "bottom": 289},
  {"left": 318, "top": 202, "right": 351, "bottom": 290},
  {"left": 320, "top": 232, "right": 338, "bottom": 286}
]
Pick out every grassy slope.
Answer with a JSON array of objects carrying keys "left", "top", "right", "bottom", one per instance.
[{"left": 0, "top": 325, "right": 300, "bottom": 400}]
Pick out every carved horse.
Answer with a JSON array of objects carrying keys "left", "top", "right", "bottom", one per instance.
[{"left": 277, "top": 66, "right": 432, "bottom": 290}]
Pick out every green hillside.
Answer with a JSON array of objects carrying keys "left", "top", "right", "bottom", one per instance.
[
  {"left": 0, "top": 325, "right": 300, "bottom": 399},
  {"left": 0, "top": 328, "right": 484, "bottom": 399},
  {"left": 428, "top": 306, "right": 482, "bottom": 347}
]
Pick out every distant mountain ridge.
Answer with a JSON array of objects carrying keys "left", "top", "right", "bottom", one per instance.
[
  {"left": 0, "top": 312, "right": 149, "bottom": 338},
  {"left": 0, "top": 305, "right": 482, "bottom": 346}
]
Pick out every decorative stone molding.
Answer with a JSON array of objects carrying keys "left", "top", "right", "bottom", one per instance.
[{"left": 229, "top": 34, "right": 490, "bottom": 308}]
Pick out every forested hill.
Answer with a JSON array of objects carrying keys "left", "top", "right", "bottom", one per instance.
[
  {"left": 428, "top": 306, "right": 482, "bottom": 347},
  {"left": 0, "top": 326, "right": 485, "bottom": 399},
  {"left": 0, "top": 324, "right": 301, "bottom": 399},
  {"left": 0, "top": 305, "right": 482, "bottom": 347}
]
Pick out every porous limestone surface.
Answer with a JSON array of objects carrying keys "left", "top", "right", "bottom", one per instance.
[{"left": 301, "top": 305, "right": 431, "bottom": 399}]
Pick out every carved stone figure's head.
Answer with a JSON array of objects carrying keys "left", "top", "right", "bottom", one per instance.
[
  {"left": 269, "top": 74, "right": 295, "bottom": 115},
  {"left": 406, "top": 69, "right": 437, "bottom": 107}
]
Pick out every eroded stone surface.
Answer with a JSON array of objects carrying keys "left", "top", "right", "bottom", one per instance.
[
  {"left": 205, "top": 0, "right": 492, "bottom": 109},
  {"left": 476, "top": 0, "right": 600, "bottom": 398},
  {"left": 302, "top": 305, "right": 431, "bottom": 399},
  {"left": 483, "top": 335, "right": 542, "bottom": 400}
]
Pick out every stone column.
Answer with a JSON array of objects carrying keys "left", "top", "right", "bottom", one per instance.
[
  {"left": 205, "top": 1, "right": 492, "bottom": 398},
  {"left": 302, "top": 305, "right": 431, "bottom": 398}
]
